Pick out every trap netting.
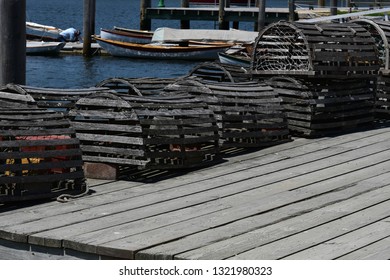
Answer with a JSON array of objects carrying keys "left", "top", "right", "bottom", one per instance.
[
  {"left": 252, "top": 23, "right": 310, "bottom": 72},
  {"left": 252, "top": 21, "right": 380, "bottom": 78}
]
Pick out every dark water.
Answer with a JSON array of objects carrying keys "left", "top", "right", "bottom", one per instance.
[{"left": 25, "top": 0, "right": 288, "bottom": 88}]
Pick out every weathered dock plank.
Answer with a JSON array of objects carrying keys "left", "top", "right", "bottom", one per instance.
[
  {"left": 0, "top": 239, "right": 79, "bottom": 260},
  {"left": 283, "top": 219, "right": 390, "bottom": 260},
  {"left": 338, "top": 237, "right": 390, "bottom": 260},
  {"left": 228, "top": 200, "right": 390, "bottom": 260}
]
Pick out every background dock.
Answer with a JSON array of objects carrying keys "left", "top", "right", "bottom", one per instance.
[{"left": 145, "top": 7, "right": 291, "bottom": 25}]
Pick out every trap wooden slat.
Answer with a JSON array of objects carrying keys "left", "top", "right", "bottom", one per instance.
[
  {"left": 376, "top": 74, "right": 390, "bottom": 115},
  {"left": 0, "top": 91, "right": 37, "bottom": 109}
]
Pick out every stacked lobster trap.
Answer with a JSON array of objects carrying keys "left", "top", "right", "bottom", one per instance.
[
  {"left": 96, "top": 77, "right": 180, "bottom": 96},
  {"left": 3, "top": 83, "right": 112, "bottom": 115},
  {"left": 0, "top": 90, "right": 86, "bottom": 203},
  {"left": 187, "top": 62, "right": 252, "bottom": 83},
  {"left": 251, "top": 21, "right": 380, "bottom": 137},
  {"left": 164, "top": 77, "right": 290, "bottom": 148},
  {"left": 69, "top": 91, "right": 220, "bottom": 171},
  {"left": 351, "top": 19, "right": 390, "bottom": 116}
]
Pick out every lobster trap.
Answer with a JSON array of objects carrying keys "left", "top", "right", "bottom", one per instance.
[
  {"left": 187, "top": 62, "right": 252, "bottom": 83},
  {"left": 251, "top": 21, "right": 380, "bottom": 78},
  {"left": 351, "top": 19, "right": 390, "bottom": 116},
  {"left": 69, "top": 91, "right": 220, "bottom": 170},
  {"left": 266, "top": 76, "right": 375, "bottom": 137},
  {"left": 250, "top": 21, "right": 379, "bottom": 136},
  {"left": 164, "top": 77, "right": 290, "bottom": 148},
  {"left": 4, "top": 84, "right": 111, "bottom": 114},
  {"left": 96, "top": 77, "right": 179, "bottom": 96},
  {"left": 0, "top": 91, "right": 86, "bottom": 203}
]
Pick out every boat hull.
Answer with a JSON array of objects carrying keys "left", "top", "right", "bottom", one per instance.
[
  {"left": 100, "top": 28, "right": 153, "bottom": 44},
  {"left": 218, "top": 52, "right": 251, "bottom": 67},
  {"left": 95, "top": 37, "right": 231, "bottom": 60},
  {"left": 26, "top": 41, "right": 66, "bottom": 55},
  {"left": 26, "top": 22, "right": 62, "bottom": 41},
  {"left": 152, "top": 27, "right": 258, "bottom": 44}
]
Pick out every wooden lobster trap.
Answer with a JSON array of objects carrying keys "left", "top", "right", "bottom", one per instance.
[
  {"left": 351, "top": 19, "right": 390, "bottom": 116},
  {"left": 0, "top": 87, "right": 37, "bottom": 108},
  {"left": 164, "top": 77, "right": 290, "bottom": 148},
  {"left": 251, "top": 21, "right": 380, "bottom": 78},
  {"left": 4, "top": 83, "right": 111, "bottom": 114},
  {"left": 250, "top": 21, "right": 380, "bottom": 136},
  {"left": 0, "top": 91, "right": 86, "bottom": 202},
  {"left": 96, "top": 77, "right": 179, "bottom": 96},
  {"left": 266, "top": 76, "right": 375, "bottom": 137},
  {"left": 69, "top": 91, "right": 219, "bottom": 171},
  {"left": 188, "top": 62, "right": 252, "bottom": 83}
]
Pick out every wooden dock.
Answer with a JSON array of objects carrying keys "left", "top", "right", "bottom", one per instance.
[
  {"left": 146, "top": 7, "right": 290, "bottom": 23},
  {"left": 1, "top": 123, "right": 390, "bottom": 260},
  {"left": 141, "top": 5, "right": 344, "bottom": 30}
]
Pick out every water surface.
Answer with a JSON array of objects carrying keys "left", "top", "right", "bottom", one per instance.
[{"left": 25, "top": 0, "right": 287, "bottom": 88}]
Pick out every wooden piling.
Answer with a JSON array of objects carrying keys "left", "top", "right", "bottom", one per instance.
[
  {"left": 289, "top": 0, "right": 295, "bottom": 22},
  {"left": 181, "top": 0, "right": 190, "bottom": 29},
  {"left": 258, "top": 0, "right": 266, "bottom": 31},
  {"left": 219, "top": 0, "right": 229, "bottom": 30},
  {"left": 318, "top": 0, "right": 325, "bottom": 7},
  {"left": 140, "top": 0, "right": 152, "bottom": 31},
  {"left": 89, "top": 0, "right": 96, "bottom": 37},
  {"left": 83, "top": 0, "right": 95, "bottom": 57},
  {"left": 330, "top": 0, "right": 337, "bottom": 16},
  {"left": 0, "top": 0, "right": 26, "bottom": 86},
  {"left": 226, "top": 0, "right": 239, "bottom": 29}
]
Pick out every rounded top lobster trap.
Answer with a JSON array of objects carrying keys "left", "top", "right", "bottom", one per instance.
[
  {"left": 3, "top": 83, "right": 112, "bottom": 114},
  {"left": 164, "top": 77, "right": 291, "bottom": 148},
  {"left": 69, "top": 91, "right": 220, "bottom": 170},
  {"left": 251, "top": 21, "right": 380, "bottom": 78},
  {"left": 0, "top": 91, "right": 86, "bottom": 203},
  {"left": 96, "top": 77, "right": 180, "bottom": 96},
  {"left": 350, "top": 18, "right": 390, "bottom": 73}
]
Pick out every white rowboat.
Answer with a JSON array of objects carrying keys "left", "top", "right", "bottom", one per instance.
[
  {"left": 94, "top": 36, "right": 231, "bottom": 60},
  {"left": 26, "top": 41, "right": 66, "bottom": 55},
  {"left": 100, "top": 27, "right": 153, "bottom": 44}
]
